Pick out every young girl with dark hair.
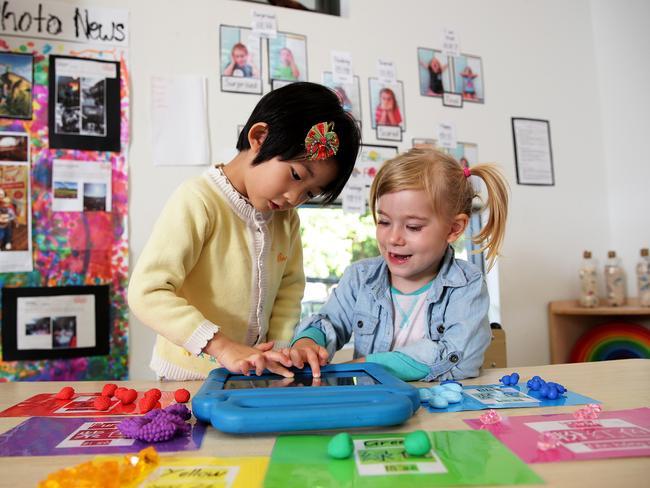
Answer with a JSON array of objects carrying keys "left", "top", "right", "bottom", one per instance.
[{"left": 129, "top": 82, "right": 361, "bottom": 380}]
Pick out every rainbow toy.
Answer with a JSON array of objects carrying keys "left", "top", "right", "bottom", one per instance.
[{"left": 569, "top": 322, "right": 650, "bottom": 362}]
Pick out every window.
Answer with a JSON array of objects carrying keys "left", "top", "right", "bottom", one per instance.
[{"left": 298, "top": 207, "right": 486, "bottom": 319}]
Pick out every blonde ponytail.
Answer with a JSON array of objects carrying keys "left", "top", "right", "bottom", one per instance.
[{"left": 468, "top": 164, "right": 509, "bottom": 271}]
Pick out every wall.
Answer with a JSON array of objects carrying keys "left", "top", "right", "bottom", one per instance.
[
  {"left": 47, "top": 0, "right": 640, "bottom": 378},
  {"left": 591, "top": 0, "right": 650, "bottom": 293}
]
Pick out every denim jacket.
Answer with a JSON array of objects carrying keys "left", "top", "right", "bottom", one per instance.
[{"left": 293, "top": 246, "right": 491, "bottom": 381}]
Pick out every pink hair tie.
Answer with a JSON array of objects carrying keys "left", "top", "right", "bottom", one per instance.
[{"left": 463, "top": 167, "right": 471, "bottom": 178}]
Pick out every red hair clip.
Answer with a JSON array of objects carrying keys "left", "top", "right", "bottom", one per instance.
[
  {"left": 463, "top": 166, "right": 471, "bottom": 178},
  {"left": 305, "top": 122, "right": 339, "bottom": 160}
]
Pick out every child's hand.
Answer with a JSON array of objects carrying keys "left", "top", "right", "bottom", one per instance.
[
  {"left": 204, "top": 334, "right": 294, "bottom": 377},
  {"left": 254, "top": 341, "right": 295, "bottom": 375},
  {"left": 289, "top": 338, "right": 329, "bottom": 377}
]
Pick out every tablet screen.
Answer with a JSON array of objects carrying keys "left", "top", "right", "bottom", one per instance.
[{"left": 223, "top": 370, "right": 378, "bottom": 389}]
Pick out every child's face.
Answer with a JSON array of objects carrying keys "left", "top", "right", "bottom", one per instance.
[
  {"left": 280, "top": 48, "right": 291, "bottom": 64},
  {"left": 243, "top": 157, "right": 338, "bottom": 212},
  {"left": 233, "top": 47, "right": 248, "bottom": 65},
  {"left": 379, "top": 91, "right": 395, "bottom": 109},
  {"left": 375, "top": 190, "right": 451, "bottom": 292}
]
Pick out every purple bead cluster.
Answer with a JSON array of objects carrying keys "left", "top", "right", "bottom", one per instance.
[
  {"left": 526, "top": 376, "right": 567, "bottom": 399},
  {"left": 118, "top": 404, "right": 192, "bottom": 443}
]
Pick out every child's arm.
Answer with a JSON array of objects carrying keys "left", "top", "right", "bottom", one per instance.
[
  {"left": 391, "top": 274, "right": 490, "bottom": 381},
  {"left": 267, "top": 210, "right": 305, "bottom": 348},
  {"left": 223, "top": 61, "right": 236, "bottom": 76},
  {"left": 289, "top": 265, "right": 362, "bottom": 371}
]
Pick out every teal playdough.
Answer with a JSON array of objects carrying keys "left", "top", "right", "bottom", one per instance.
[
  {"left": 327, "top": 432, "right": 354, "bottom": 459},
  {"left": 404, "top": 430, "right": 432, "bottom": 456}
]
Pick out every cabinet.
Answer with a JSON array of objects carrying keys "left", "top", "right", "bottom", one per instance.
[{"left": 548, "top": 298, "right": 650, "bottom": 364}]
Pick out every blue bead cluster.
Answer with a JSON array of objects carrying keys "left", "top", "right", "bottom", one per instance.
[
  {"left": 418, "top": 382, "right": 463, "bottom": 409},
  {"left": 526, "top": 375, "right": 567, "bottom": 399},
  {"left": 499, "top": 372, "right": 520, "bottom": 386}
]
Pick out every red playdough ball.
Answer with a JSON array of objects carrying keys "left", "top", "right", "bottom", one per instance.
[
  {"left": 94, "top": 396, "right": 112, "bottom": 411},
  {"left": 138, "top": 396, "right": 158, "bottom": 414},
  {"left": 102, "top": 384, "right": 118, "bottom": 397},
  {"left": 174, "top": 388, "right": 191, "bottom": 403},
  {"left": 114, "top": 387, "right": 127, "bottom": 400},
  {"left": 120, "top": 388, "right": 138, "bottom": 405},
  {"left": 55, "top": 386, "right": 75, "bottom": 400},
  {"left": 144, "top": 388, "right": 162, "bottom": 402}
]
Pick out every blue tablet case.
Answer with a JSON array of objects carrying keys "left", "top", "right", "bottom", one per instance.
[{"left": 192, "top": 363, "right": 420, "bottom": 434}]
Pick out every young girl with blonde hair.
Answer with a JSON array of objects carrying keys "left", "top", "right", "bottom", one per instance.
[{"left": 289, "top": 147, "right": 508, "bottom": 381}]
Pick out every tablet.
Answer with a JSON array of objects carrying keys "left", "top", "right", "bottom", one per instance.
[{"left": 192, "top": 363, "right": 420, "bottom": 434}]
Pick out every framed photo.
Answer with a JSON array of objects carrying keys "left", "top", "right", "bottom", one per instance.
[
  {"left": 321, "top": 72, "right": 362, "bottom": 125},
  {"left": 48, "top": 55, "right": 121, "bottom": 152},
  {"left": 368, "top": 78, "right": 406, "bottom": 141},
  {"left": 1, "top": 285, "right": 110, "bottom": 361},
  {"left": 512, "top": 117, "right": 555, "bottom": 186},
  {"left": 268, "top": 32, "right": 307, "bottom": 86},
  {"left": 451, "top": 54, "right": 485, "bottom": 103},
  {"left": 417, "top": 47, "right": 452, "bottom": 98},
  {"left": 220, "top": 25, "right": 262, "bottom": 95},
  {"left": 0, "top": 51, "right": 34, "bottom": 119}
]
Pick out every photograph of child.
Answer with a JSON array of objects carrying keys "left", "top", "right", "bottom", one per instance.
[
  {"left": 0, "top": 163, "right": 29, "bottom": 253},
  {"left": 52, "top": 316, "right": 77, "bottom": 349},
  {"left": 0, "top": 52, "right": 33, "bottom": 119},
  {"left": 220, "top": 25, "right": 262, "bottom": 94},
  {"left": 453, "top": 54, "right": 484, "bottom": 102},
  {"left": 269, "top": 32, "right": 307, "bottom": 87},
  {"left": 417, "top": 48, "right": 452, "bottom": 97},
  {"left": 322, "top": 72, "right": 362, "bottom": 124},
  {"left": 368, "top": 79, "right": 405, "bottom": 130}
]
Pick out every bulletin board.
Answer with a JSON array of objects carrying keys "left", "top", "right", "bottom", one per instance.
[{"left": 0, "top": 1, "right": 129, "bottom": 381}]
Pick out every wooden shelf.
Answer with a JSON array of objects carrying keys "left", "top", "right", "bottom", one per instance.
[
  {"left": 550, "top": 297, "right": 649, "bottom": 315},
  {"left": 548, "top": 298, "right": 650, "bottom": 364}
]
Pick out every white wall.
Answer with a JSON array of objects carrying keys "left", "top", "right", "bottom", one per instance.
[
  {"left": 591, "top": 0, "right": 650, "bottom": 294},
  {"left": 63, "top": 0, "right": 643, "bottom": 378}
]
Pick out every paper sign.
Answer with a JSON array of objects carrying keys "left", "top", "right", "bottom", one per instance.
[
  {"left": 264, "top": 431, "right": 543, "bottom": 487},
  {"left": 0, "top": 416, "right": 207, "bottom": 456},
  {"left": 377, "top": 59, "right": 396, "bottom": 85},
  {"left": 465, "top": 408, "right": 650, "bottom": 463},
  {"left": 436, "top": 122, "right": 457, "bottom": 149},
  {"left": 331, "top": 51, "right": 353, "bottom": 85},
  {"left": 52, "top": 159, "right": 112, "bottom": 212},
  {"left": 151, "top": 75, "right": 210, "bottom": 166},
  {"left": 341, "top": 185, "right": 365, "bottom": 215},
  {"left": 0, "top": 391, "right": 177, "bottom": 417},
  {"left": 251, "top": 11, "right": 277, "bottom": 38},
  {"left": 441, "top": 28, "right": 460, "bottom": 58}
]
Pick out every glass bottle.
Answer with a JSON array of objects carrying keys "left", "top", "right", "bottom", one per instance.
[
  {"left": 604, "top": 250, "right": 626, "bottom": 306},
  {"left": 578, "top": 250, "right": 599, "bottom": 307},
  {"left": 637, "top": 248, "right": 650, "bottom": 307}
]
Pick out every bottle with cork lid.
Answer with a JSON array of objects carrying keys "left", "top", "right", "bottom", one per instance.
[
  {"left": 604, "top": 250, "right": 626, "bottom": 306},
  {"left": 578, "top": 250, "right": 598, "bottom": 307},
  {"left": 637, "top": 248, "right": 650, "bottom": 307}
]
